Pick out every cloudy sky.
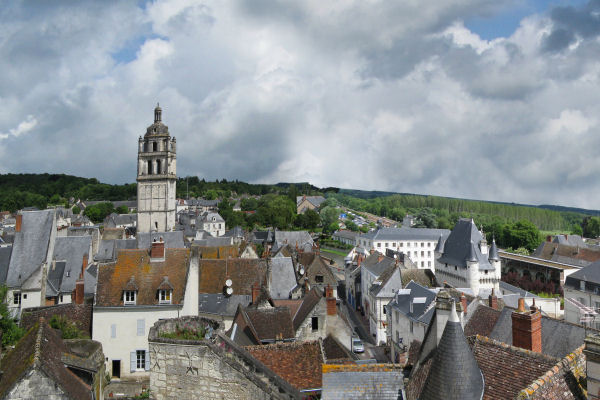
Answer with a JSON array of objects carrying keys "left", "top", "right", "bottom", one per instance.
[{"left": 1, "top": 0, "right": 599, "bottom": 209}]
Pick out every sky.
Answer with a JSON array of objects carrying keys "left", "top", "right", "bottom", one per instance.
[{"left": 1, "top": 1, "right": 600, "bottom": 209}]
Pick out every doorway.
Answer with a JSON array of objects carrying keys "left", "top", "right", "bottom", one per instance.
[{"left": 112, "top": 360, "right": 121, "bottom": 379}]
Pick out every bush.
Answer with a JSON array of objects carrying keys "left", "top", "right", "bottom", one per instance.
[{"left": 49, "top": 315, "right": 88, "bottom": 339}]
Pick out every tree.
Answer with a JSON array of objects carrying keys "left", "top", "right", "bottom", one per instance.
[
  {"left": 72, "top": 206, "right": 81, "bottom": 215},
  {"left": 302, "top": 209, "right": 321, "bottom": 230},
  {"left": 0, "top": 286, "right": 24, "bottom": 346},
  {"left": 583, "top": 217, "right": 600, "bottom": 238},
  {"left": 325, "top": 221, "right": 340, "bottom": 234},
  {"left": 84, "top": 202, "right": 115, "bottom": 223},
  {"left": 116, "top": 205, "right": 128, "bottom": 214},
  {"left": 345, "top": 220, "right": 359, "bottom": 232},
  {"left": 571, "top": 223, "right": 583, "bottom": 236},
  {"left": 256, "top": 195, "right": 295, "bottom": 229},
  {"left": 502, "top": 220, "right": 541, "bottom": 252},
  {"left": 320, "top": 206, "right": 339, "bottom": 227},
  {"left": 240, "top": 198, "right": 258, "bottom": 211}
]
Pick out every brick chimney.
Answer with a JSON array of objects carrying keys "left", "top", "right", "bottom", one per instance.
[
  {"left": 151, "top": 238, "right": 165, "bottom": 259},
  {"left": 74, "top": 277, "right": 84, "bottom": 304},
  {"left": 325, "top": 285, "right": 336, "bottom": 316},
  {"left": 512, "top": 298, "right": 542, "bottom": 353},
  {"left": 81, "top": 254, "right": 88, "bottom": 277},
  {"left": 488, "top": 288, "right": 498, "bottom": 310},
  {"left": 378, "top": 254, "right": 384, "bottom": 263},
  {"left": 460, "top": 293, "right": 467, "bottom": 314},
  {"left": 15, "top": 214, "right": 22, "bottom": 232},
  {"left": 251, "top": 282, "right": 260, "bottom": 304}
]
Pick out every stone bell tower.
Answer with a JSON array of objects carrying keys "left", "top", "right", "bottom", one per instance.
[{"left": 136, "top": 104, "right": 177, "bottom": 233}]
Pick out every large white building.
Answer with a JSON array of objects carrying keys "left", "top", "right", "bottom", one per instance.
[
  {"left": 136, "top": 104, "right": 177, "bottom": 233},
  {"left": 563, "top": 261, "right": 600, "bottom": 329},
  {"left": 356, "top": 227, "right": 449, "bottom": 270},
  {"left": 436, "top": 218, "right": 501, "bottom": 296}
]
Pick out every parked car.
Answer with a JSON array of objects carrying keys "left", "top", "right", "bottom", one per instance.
[{"left": 352, "top": 337, "right": 364, "bottom": 353}]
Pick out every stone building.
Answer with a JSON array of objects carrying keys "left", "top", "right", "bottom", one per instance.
[
  {"left": 136, "top": 104, "right": 177, "bottom": 233},
  {"left": 148, "top": 316, "right": 300, "bottom": 400}
]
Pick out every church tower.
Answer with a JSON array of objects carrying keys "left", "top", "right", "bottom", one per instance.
[{"left": 136, "top": 104, "right": 177, "bottom": 233}]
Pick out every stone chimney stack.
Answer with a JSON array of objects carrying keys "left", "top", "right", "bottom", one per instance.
[
  {"left": 488, "top": 288, "right": 498, "bottom": 310},
  {"left": 433, "top": 290, "right": 464, "bottom": 345},
  {"left": 512, "top": 297, "right": 542, "bottom": 353},
  {"left": 15, "top": 214, "right": 22, "bottom": 232}
]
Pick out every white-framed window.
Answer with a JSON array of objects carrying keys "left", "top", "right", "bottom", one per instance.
[
  {"left": 377, "top": 243, "right": 381, "bottom": 248},
  {"left": 428, "top": 261, "right": 431, "bottom": 267},
  {"left": 581, "top": 281, "right": 586, "bottom": 291},
  {"left": 400, "top": 242, "right": 404, "bottom": 247},
  {"left": 136, "top": 350, "right": 146, "bottom": 370},
  {"left": 124, "top": 290, "right": 136, "bottom": 305},
  {"left": 421, "top": 251, "right": 424, "bottom": 256},
  {"left": 385, "top": 242, "right": 389, "bottom": 248},
  {"left": 428, "top": 251, "right": 431, "bottom": 256},
  {"left": 421, "top": 242, "right": 424, "bottom": 247},
  {"left": 428, "top": 242, "right": 431, "bottom": 247},
  {"left": 13, "top": 292, "right": 21, "bottom": 305},
  {"left": 159, "top": 289, "right": 172, "bottom": 304},
  {"left": 407, "top": 242, "right": 411, "bottom": 247},
  {"left": 137, "top": 319, "right": 145, "bottom": 336}
]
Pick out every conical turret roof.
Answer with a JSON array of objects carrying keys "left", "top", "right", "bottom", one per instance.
[
  {"left": 434, "top": 234, "right": 445, "bottom": 253},
  {"left": 488, "top": 239, "right": 499, "bottom": 261},
  {"left": 466, "top": 240, "right": 478, "bottom": 263},
  {"left": 419, "top": 302, "right": 484, "bottom": 400}
]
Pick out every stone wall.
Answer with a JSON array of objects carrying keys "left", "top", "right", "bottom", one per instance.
[
  {"left": 21, "top": 303, "right": 92, "bottom": 336},
  {"left": 295, "top": 298, "right": 327, "bottom": 341},
  {"left": 8, "top": 369, "right": 67, "bottom": 400},
  {"left": 148, "top": 317, "right": 300, "bottom": 400}
]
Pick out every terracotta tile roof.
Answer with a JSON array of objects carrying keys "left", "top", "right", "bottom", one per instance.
[
  {"left": 0, "top": 319, "right": 92, "bottom": 399},
  {"left": 95, "top": 248, "right": 189, "bottom": 307},
  {"left": 272, "top": 299, "right": 304, "bottom": 319},
  {"left": 464, "top": 304, "right": 502, "bottom": 337},
  {"left": 535, "top": 241, "right": 600, "bottom": 264},
  {"left": 469, "top": 335, "right": 558, "bottom": 400},
  {"left": 195, "top": 245, "right": 239, "bottom": 259},
  {"left": 323, "top": 335, "right": 355, "bottom": 362},
  {"left": 245, "top": 307, "right": 295, "bottom": 341},
  {"left": 198, "top": 258, "right": 267, "bottom": 296},
  {"left": 293, "top": 287, "right": 323, "bottom": 331},
  {"left": 245, "top": 341, "right": 323, "bottom": 391},
  {"left": 407, "top": 340, "right": 422, "bottom": 366}
]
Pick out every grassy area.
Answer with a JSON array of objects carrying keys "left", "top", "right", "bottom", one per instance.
[{"left": 321, "top": 247, "right": 348, "bottom": 257}]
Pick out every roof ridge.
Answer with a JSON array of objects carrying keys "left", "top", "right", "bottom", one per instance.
[
  {"left": 472, "top": 335, "right": 558, "bottom": 363},
  {"left": 33, "top": 320, "right": 44, "bottom": 367}
]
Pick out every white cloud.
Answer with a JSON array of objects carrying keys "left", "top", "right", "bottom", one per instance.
[{"left": 1, "top": 0, "right": 600, "bottom": 209}]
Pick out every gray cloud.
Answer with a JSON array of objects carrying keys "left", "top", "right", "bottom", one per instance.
[{"left": 1, "top": 1, "right": 600, "bottom": 209}]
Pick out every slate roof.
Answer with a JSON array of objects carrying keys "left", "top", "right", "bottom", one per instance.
[
  {"left": 7, "top": 210, "right": 55, "bottom": 288},
  {"left": 270, "top": 257, "right": 298, "bottom": 299},
  {"left": 322, "top": 335, "right": 356, "bottom": 362},
  {"left": 136, "top": 231, "right": 185, "bottom": 249},
  {"left": 46, "top": 261, "right": 66, "bottom": 297},
  {"left": 332, "top": 230, "right": 359, "bottom": 241},
  {"left": 419, "top": 304, "right": 484, "bottom": 400},
  {"left": 197, "top": 211, "right": 225, "bottom": 223},
  {"left": 296, "top": 196, "right": 326, "bottom": 208},
  {"left": 52, "top": 236, "right": 92, "bottom": 294},
  {"left": 469, "top": 335, "right": 558, "bottom": 400},
  {"left": 95, "top": 248, "right": 190, "bottom": 307},
  {"left": 0, "top": 246, "right": 12, "bottom": 285},
  {"left": 388, "top": 281, "right": 437, "bottom": 325},
  {"left": 198, "top": 293, "right": 252, "bottom": 317},
  {"left": 223, "top": 226, "right": 245, "bottom": 239},
  {"left": 399, "top": 268, "right": 437, "bottom": 287},
  {"left": 0, "top": 320, "right": 92, "bottom": 399},
  {"left": 564, "top": 258, "right": 600, "bottom": 287},
  {"left": 361, "top": 252, "right": 396, "bottom": 277},
  {"left": 193, "top": 237, "right": 234, "bottom": 247},
  {"left": 488, "top": 306, "right": 593, "bottom": 359},
  {"left": 274, "top": 231, "right": 313, "bottom": 247},
  {"left": 322, "top": 364, "right": 404, "bottom": 400},
  {"left": 272, "top": 299, "right": 304, "bottom": 320},
  {"left": 369, "top": 265, "right": 402, "bottom": 298},
  {"left": 83, "top": 264, "right": 97, "bottom": 296},
  {"left": 246, "top": 341, "right": 323, "bottom": 391},
  {"left": 104, "top": 213, "right": 136, "bottom": 227},
  {"left": 198, "top": 258, "right": 268, "bottom": 296},
  {"left": 359, "top": 227, "right": 449, "bottom": 241},
  {"left": 438, "top": 218, "right": 494, "bottom": 270}
]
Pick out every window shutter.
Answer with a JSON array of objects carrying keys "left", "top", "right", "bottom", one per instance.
[
  {"left": 111, "top": 324, "right": 116, "bottom": 338},
  {"left": 145, "top": 350, "right": 150, "bottom": 371},
  {"left": 137, "top": 319, "right": 145, "bottom": 336},
  {"left": 130, "top": 352, "right": 136, "bottom": 372}
]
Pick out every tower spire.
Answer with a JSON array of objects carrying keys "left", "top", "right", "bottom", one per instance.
[{"left": 154, "top": 103, "right": 162, "bottom": 123}]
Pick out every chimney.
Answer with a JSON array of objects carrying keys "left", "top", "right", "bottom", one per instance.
[
  {"left": 81, "top": 254, "right": 88, "bottom": 277},
  {"left": 15, "top": 214, "right": 22, "bottom": 232},
  {"left": 584, "top": 333, "right": 600, "bottom": 400},
  {"left": 460, "top": 293, "right": 467, "bottom": 314},
  {"left": 512, "top": 298, "right": 542, "bottom": 353},
  {"left": 151, "top": 238, "right": 165, "bottom": 259},
  {"left": 251, "top": 282, "right": 260, "bottom": 304},
  {"left": 488, "top": 288, "right": 498, "bottom": 310},
  {"left": 326, "top": 285, "right": 336, "bottom": 316}
]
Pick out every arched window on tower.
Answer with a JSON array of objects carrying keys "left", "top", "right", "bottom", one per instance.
[
  {"left": 143, "top": 142, "right": 148, "bottom": 152},
  {"left": 163, "top": 139, "right": 167, "bottom": 151},
  {"left": 153, "top": 142, "right": 157, "bottom": 152},
  {"left": 156, "top": 159, "right": 162, "bottom": 175},
  {"left": 147, "top": 160, "right": 152, "bottom": 175}
]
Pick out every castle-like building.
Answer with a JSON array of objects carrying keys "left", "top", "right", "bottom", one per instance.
[{"left": 136, "top": 105, "right": 177, "bottom": 233}]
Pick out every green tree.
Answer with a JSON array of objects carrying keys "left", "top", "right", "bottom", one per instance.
[
  {"left": 320, "top": 206, "right": 339, "bottom": 227},
  {"left": 325, "top": 221, "right": 340, "bottom": 234},
  {"left": 0, "top": 286, "right": 24, "bottom": 346},
  {"left": 116, "top": 205, "right": 128, "bottom": 214},
  {"left": 502, "top": 220, "right": 541, "bottom": 252},
  {"left": 345, "top": 220, "right": 359, "bottom": 231},
  {"left": 583, "top": 217, "right": 600, "bottom": 238},
  {"left": 84, "top": 202, "right": 115, "bottom": 223},
  {"left": 256, "top": 195, "right": 295, "bottom": 229},
  {"left": 72, "top": 206, "right": 81, "bottom": 215},
  {"left": 240, "top": 198, "right": 258, "bottom": 211},
  {"left": 571, "top": 223, "right": 583, "bottom": 236}
]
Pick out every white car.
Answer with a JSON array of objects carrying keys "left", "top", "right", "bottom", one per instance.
[{"left": 352, "top": 337, "right": 364, "bottom": 353}]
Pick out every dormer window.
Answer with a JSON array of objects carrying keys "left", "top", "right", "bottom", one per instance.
[
  {"left": 158, "top": 289, "right": 172, "bottom": 304},
  {"left": 124, "top": 290, "right": 137, "bottom": 305}
]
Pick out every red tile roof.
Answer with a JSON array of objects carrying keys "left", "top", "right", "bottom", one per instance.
[
  {"left": 96, "top": 248, "right": 189, "bottom": 307},
  {"left": 245, "top": 341, "right": 323, "bottom": 391},
  {"left": 464, "top": 304, "right": 502, "bottom": 337},
  {"left": 198, "top": 258, "right": 268, "bottom": 296}
]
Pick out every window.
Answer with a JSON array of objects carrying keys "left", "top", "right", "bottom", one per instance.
[
  {"left": 421, "top": 251, "right": 424, "bottom": 256},
  {"left": 111, "top": 324, "right": 117, "bottom": 338},
  {"left": 407, "top": 242, "right": 411, "bottom": 247},
  {"left": 59, "top": 295, "right": 63, "bottom": 303},
  {"left": 400, "top": 243, "right": 403, "bottom": 247},
  {"left": 147, "top": 160, "right": 152, "bottom": 174},
  {"left": 124, "top": 290, "right": 136, "bottom": 305},
  {"left": 383, "top": 306, "right": 386, "bottom": 314},
  {"left": 421, "top": 242, "right": 424, "bottom": 247},
  {"left": 159, "top": 289, "right": 172, "bottom": 304},
  {"left": 137, "top": 319, "right": 145, "bottom": 336},
  {"left": 23, "top": 294, "right": 27, "bottom": 299},
  {"left": 428, "top": 242, "right": 431, "bottom": 247},
  {"left": 428, "top": 261, "right": 431, "bottom": 267},
  {"left": 414, "top": 242, "right": 418, "bottom": 247},
  {"left": 581, "top": 281, "right": 586, "bottom": 291},
  {"left": 315, "top": 275, "right": 324, "bottom": 283},
  {"left": 410, "top": 321, "right": 414, "bottom": 333},
  {"left": 13, "top": 292, "right": 21, "bottom": 305},
  {"left": 152, "top": 142, "right": 157, "bottom": 151},
  {"left": 311, "top": 317, "right": 319, "bottom": 331},
  {"left": 136, "top": 350, "right": 146, "bottom": 370},
  {"left": 385, "top": 242, "right": 389, "bottom": 248},
  {"left": 421, "top": 262, "right": 425, "bottom": 267},
  {"left": 428, "top": 251, "right": 431, "bottom": 256},
  {"left": 377, "top": 243, "right": 381, "bottom": 248}
]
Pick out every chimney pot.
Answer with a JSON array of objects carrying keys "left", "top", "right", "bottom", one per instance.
[
  {"left": 151, "top": 241, "right": 165, "bottom": 259},
  {"left": 251, "top": 282, "right": 260, "bottom": 304},
  {"left": 488, "top": 288, "right": 498, "bottom": 310},
  {"left": 15, "top": 214, "right": 22, "bottom": 232},
  {"left": 512, "top": 297, "right": 542, "bottom": 352}
]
